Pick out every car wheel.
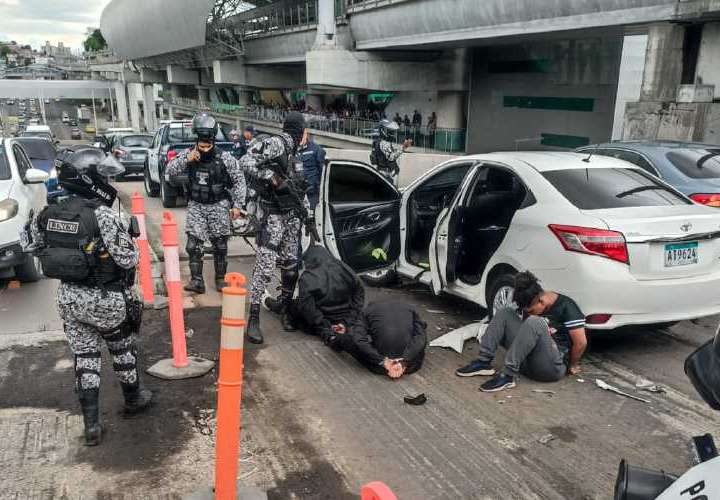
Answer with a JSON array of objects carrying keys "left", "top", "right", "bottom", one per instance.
[
  {"left": 361, "top": 268, "right": 398, "bottom": 287},
  {"left": 14, "top": 254, "right": 42, "bottom": 283},
  {"left": 160, "top": 175, "right": 177, "bottom": 208},
  {"left": 486, "top": 273, "right": 516, "bottom": 319},
  {"left": 144, "top": 162, "right": 160, "bottom": 197}
]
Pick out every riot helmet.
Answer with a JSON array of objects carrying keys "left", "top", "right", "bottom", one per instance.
[
  {"left": 57, "top": 147, "right": 124, "bottom": 206},
  {"left": 192, "top": 112, "right": 219, "bottom": 143},
  {"left": 378, "top": 118, "right": 400, "bottom": 141},
  {"left": 282, "top": 111, "right": 306, "bottom": 147}
]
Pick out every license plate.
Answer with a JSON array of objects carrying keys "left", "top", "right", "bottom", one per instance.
[
  {"left": 664, "top": 242, "right": 698, "bottom": 267},
  {"left": 132, "top": 154, "right": 145, "bottom": 160}
]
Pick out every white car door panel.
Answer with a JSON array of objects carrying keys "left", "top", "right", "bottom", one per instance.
[{"left": 319, "top": 160, "right": 401, "bottom": 273}]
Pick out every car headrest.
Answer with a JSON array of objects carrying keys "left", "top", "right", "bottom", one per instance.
[{"left": 684, "top": 326, "right": 720, "bottom": 411}]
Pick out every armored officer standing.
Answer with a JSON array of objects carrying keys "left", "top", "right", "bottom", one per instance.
[
  {"left": 370, "top": 118, "right": 412, "bottom": 186},
  {"left": 166, "top": 113, "right": 246, "bottom": 292},
  {"left": 243, "top": 112, "right": 313, "bottom": 344},
  {"left": 24, "top": 148, "right": 152, "bottom": 446}
]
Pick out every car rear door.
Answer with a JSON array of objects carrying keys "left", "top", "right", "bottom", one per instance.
[
  {"left": 430, "top": 164, "right": 482, "bottom": 294},
  {"left": 319, "top": 160, "right": 402, "bottom": 273},
  {"left": 147, "top": 128, "right": 162, "bottom": 180}
]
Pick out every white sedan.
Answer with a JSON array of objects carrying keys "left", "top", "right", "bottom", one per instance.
[{"left": 314, "top": 152, "right": 720, "bottom": 330}]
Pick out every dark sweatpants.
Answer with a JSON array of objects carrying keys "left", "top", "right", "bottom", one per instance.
[{"left": 479, "top": 307, "right": 566, "bottom": 382}]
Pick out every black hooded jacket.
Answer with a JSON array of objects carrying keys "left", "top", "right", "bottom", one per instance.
[{"left": 297, "top": 246, "right": 365, "bottom": 335}]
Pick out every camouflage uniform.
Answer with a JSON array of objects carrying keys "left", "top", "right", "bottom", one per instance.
[
  {"left": 28, "top": 204, "right": 141, "bottom": 392},
  {"left": 378, "top": 139, "right": 404, "bottom": 185}
]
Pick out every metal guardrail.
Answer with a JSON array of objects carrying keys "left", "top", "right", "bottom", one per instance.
[{"left": 169, "top": 97, "right": 466, "bottom": 153}]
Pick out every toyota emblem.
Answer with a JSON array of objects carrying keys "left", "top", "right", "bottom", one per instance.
[{"left": 680, "top": 222, "right": 692, "bottom": 233}]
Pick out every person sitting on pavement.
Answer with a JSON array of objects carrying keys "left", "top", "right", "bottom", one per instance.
[
  {"left": 456, "top": 271, "right": 588, "bottom": 392},
  {"left": 335, "top": 301, "right": 427, "bottom": 379},
  {"left": 264, "top": 245, "right": 365, "bottom": 344}
]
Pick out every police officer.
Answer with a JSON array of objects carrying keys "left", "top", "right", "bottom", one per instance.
[
  {"left": 166, "top": 113, "right": 246, "bottom": 293},
  {"left": 243, "top": 111, "right": 313, "bottom": 344},
  {"left": 25, "top": 148, "right": 152, "bottom": 446},
  {"left": 370, "top": 118, "right": 412, "bottom": 186},
  {"left": 297, "top": 132, "right": 326, "bottom": 212}
]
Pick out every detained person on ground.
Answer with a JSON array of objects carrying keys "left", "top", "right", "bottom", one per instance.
[{"left": 456, "top": 271, "right": 588, "bottom": 392}]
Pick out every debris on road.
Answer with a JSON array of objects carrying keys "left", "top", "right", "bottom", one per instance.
[
  {"left": 577, "top": 379, "right": 585, "bottom": 383},
  {"left": 404, "top": 393, "right": 427, "bottom": 406},
  {"left": 595, "top": 379, "right": 651, "bottom": 403},
  {"left": 426, "top": 309, "right": 446, "bottom": 314},
  {"left": 429, "top": 321, "right": 488, "bottom": 353},
  {"left": 636, "top": 378, "right": 666, "bottom": 393},
  {"left": 538, "top": 433, "right": 556, "bottom": 445},
  {"left": 532, "top": 389, "right": 556, "bottom": 396}
]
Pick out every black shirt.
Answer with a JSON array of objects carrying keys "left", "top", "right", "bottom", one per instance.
[{"left": 542, "top": 294, "right": 585, "bottom": 354}]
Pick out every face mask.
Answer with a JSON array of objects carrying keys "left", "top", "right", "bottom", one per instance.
[{"left": 197, "top": 141, "right": 215, "bottom": 161}]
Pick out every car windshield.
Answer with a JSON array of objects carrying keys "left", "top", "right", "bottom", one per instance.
[
  {"left": 666, "top": 149, "right": 720, "bottom": 179},
  {"left": 166, "top": 124, "right": 225, "bottom": 143},
  {"left": 0, "top": 146, "right": 10, "bottom": 180},
  {"left": 120, "top": 135, "right": 152, "bottom": 148},
  {"left": 543, "top": 168, "right": 691, "bottom": 209},
  {"left": 17, "top": 139, "right": 55, "bottom": 160}
]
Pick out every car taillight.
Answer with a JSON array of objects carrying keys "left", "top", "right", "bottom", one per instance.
[
  {"left": 586, "top": 314, "right": 612, "bottom": 325},
  {"left": 690, "top": 193, "right": 720, "bottom": 207},
  {"left": 166, "top": 150, "right": 178, "bottom": 162},
  {"left": 549, "top": 224, "right": 629, "bottom": 264}
]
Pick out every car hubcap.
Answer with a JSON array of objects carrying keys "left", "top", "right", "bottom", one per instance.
[{"left": 493, "top": 285, "right": 515, "bottom": 315}]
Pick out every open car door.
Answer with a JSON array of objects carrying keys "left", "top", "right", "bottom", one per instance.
[
  {"left": 319, "top": 160, "right": 401, "bottom": 273},
  {"left": 430, "top": 164, "right": 483, "bottom": 294}
]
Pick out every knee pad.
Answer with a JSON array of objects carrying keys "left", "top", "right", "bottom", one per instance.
[
  {"left": 186, "top": 235, "right": 204, "bottom": 261},
  {"left": 211, "top": 237, "right": 228, "bottom": 256}
]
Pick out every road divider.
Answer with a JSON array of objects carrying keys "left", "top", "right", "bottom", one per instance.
[{"left": 147, "top": 211, "right": 214, "bottom": 380}]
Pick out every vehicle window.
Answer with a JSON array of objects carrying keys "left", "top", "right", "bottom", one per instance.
[
  {"left": 543, "top": 168, "right": 691, "bottom": 209},
  {"left": 0, "top": 146, "right": 10, "bottom": 180},
  {"left": 166, "top": 124, "right": 226, "bottom": 144},
  {"left": 419, "top": 163, "right": 472, "bottom": 189},
  {"left": 16, "top": 140, "right": 55, "bottom": 161},
  {"left": 666, "top": 149, "right": 720, "bottom": 179},
  {"left": 603, "top": 149, "right": 659, "bottom": 176},
  {"left": 121, "top": 135, "right": 152, "bottom": 148},
  {"left": 329, "top": 164, "right": 397, "bottom": 203},
  {"left": 12, "top": 144, "right": 31, "bottom": 178}
]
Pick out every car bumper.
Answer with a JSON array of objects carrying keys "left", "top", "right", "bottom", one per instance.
[
  {"left": 118, "top": 160, "right": 145, "bottom": 174},
  {"left": 540, "top": 257, "right": 720, "bottom": 330},
  {"left": 0, "top": 241, "right": 26, "bottom": 269}
]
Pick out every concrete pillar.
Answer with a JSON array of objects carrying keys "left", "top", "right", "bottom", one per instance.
[
  {"left": 436, "top": 92, "right": 466, "bottom": 129},
  {"left": 236, "top": 89, "right": 252, "bottom": 107},
  {"left": 641, "top": 23, "right": 685, "bottom": 101},
  {"left": 167, "top": 65, "right": 199, "bottom": 85},
  {"left": 168, "top": 105, "right": 175, "bottom": 120},
  {"left": 197, "top": 86, "right": 210, "bottom": 107},
  {"left": 142, "top": 84, "right": 157, "bottom": 132},
  {"left": 128, "top": 83, "right": 142, "bottom": 132},
  {"left": 696, "top": 22, "right": 720, "bottom": 99},
  {"left": 170, "top": 84, "right": 182, "bottom": 101},
  {"left": 314, "top": 0, "right": 336, "bottom": 49},
  {"left": 112, "top": 81, "right": 129, "bottom": 128}
]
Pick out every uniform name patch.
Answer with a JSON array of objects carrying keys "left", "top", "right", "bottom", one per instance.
[{"left": 47, "top": 219, "right": 80, "bottom": 234}]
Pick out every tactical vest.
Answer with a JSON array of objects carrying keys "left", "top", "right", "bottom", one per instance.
[
  {"left": 371, "top": 139, "right": 398, "bottom": 173},
  {"left": 37, "top": 197, "right": 127, "bottom": 288},
  {"left": 188, "top": 156, "right": 231, "bottom": 204},
  {"left": 260, "top": 135, "right": 307, "bottom": 214}
]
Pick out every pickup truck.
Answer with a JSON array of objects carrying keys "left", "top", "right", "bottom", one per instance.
[{"left": 143, "top": 120, "right": 234, "bottom": 208}]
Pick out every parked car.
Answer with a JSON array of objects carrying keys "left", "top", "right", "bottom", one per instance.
[
  {"left": 14, "top": 137, "right": 61, "bottom": 203},
  {"left": 61, "top": 112, "right": 70, "bottom": 124},
  {"left": 70, "top": 128, "right": 82, "bottom": 140},
  {"left": 144, "top": 120, "right": 233, "bottom": 208},
  {"left": 110, "top": 133, "right": 152, "bottom": 176},
  {"left": 576, "top": 141, "right": 720, "bottom": 207},
  {"left": 316, "top": 152, "right": 720, "bottom": 330},
  {"left": 0, "top": 138, "right": 49, "bottom": 282}
]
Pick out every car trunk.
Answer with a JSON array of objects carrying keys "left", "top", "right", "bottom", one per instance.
[
  {"left": 126, "top": 148, "right": 148, "bottom": 161},
  {"left": 583, "top": 206, "right": 720, "bottom": 280}
]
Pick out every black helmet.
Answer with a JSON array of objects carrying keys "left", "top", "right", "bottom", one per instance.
[
  {"left": 282, "top": 111, "right": 306, "bottom": 146},
  {"left": 378, "top": 118, "right": 399, "bottom": 141},
  {"left": 57, "top": 147, "right": 124, "bottom": 206},
  {"left": 192, "top": 112, "right": 218, "bottom": 142}
]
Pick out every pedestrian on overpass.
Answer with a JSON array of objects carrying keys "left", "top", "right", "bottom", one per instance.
[
  {"left": 297, "top": 131, "right": 326, "bottom": 212},
  {"left": 456, "top": 271, "right": 588, "bottom": 392},
  {"left": 23, "top": 148, "right": 152, "bottom": 446},
  {"left": 166, "top": 113, "right": 246, "bottom": 293}
]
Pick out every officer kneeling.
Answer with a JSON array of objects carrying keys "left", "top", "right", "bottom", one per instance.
[
  {"left": 166, "top": 113, "right": 246, "bottom": 293},
  {"left": 25, "top": 148, "right": 152, "bottom": 446}
]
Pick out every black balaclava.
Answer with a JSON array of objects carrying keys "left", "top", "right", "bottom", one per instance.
[{"left": 283, "top": 111, "right": 306, "bottom": 150}]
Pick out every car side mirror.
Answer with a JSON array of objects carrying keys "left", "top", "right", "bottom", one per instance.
[
  {"left": 684, "top": 329, "right": 720, "bottom": 411},
  {"left": 24, "top": 168, "right": 49, "bottom": 184}
]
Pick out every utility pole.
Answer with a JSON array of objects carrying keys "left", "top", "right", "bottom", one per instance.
[{"left": 91, "top": 88, "right": 98, "bottom": 134}]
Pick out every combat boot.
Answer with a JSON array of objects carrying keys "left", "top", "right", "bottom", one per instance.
[
  {"left": 79, "top": 389, "right": 102, "bottom": 446},
  {"left": 184, "top": 261, "right": 205, "bottom": 294},
  {"left": 246, "top": 304, "right": 264, "bottom": 344},
  {"left": 279, "top": 269, "right": 298, "bottom": 332},
  {"left": 120, "top": 381, "right": 153, "bottom": 415},
  {"left": 214, "top": 254, "right": 228, "bottom": 292}
]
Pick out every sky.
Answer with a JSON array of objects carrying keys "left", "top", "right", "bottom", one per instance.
[{"left": 0, "top": 0, "right": 112, "bottom": 52}]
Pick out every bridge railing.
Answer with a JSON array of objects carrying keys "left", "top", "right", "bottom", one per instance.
[{"left": 168, "top": 97, "right": 466, "bottom": 153}]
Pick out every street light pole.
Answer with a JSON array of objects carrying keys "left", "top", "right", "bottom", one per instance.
[{"left": 91, "top": 88, "right": 98, "bottom": 134}]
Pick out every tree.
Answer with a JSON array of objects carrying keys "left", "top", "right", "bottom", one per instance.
[
  {"left": 83, "top": 29, "right": 107, "bottom": 52},
  {"left": 0, "top": 45, "right": 10, "bottom": 60}
]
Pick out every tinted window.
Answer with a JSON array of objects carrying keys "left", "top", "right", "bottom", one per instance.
[
  {"left": 22, "top": 131, "right": 52, "bottom": 140},
  {"left": 421, "top": 163, "right": 472, "bottom": 189},
  {"left": 329, "top": 164, "right": 397, "bottom": 203},
  {"left": 121, "top": 135, "right": 152, "bottom": 148},
  {"left": 16, "top": 139, "right": 55, "bottom": 160},
  {"left": 543, "top": 168, "right": 690, "bottom": 209},
  {"left": 666, "top": 149, "right": 720, "bottom": 179},
  {"left": 165, "top": 124, "right": 226, "bottom": 144},
  {"left": 0, "top": 146, "right": 10, "bottom": 180},
  {"left": 12, "top": 145, "right": 31, "bottom": 179}
]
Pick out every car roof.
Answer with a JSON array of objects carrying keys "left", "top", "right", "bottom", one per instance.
[
  {"left": 463, "top": 151, "right": 633, "bottom": 172},
  {"left": 580, "top": 140, "right": 719, "bottom": 153}
]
